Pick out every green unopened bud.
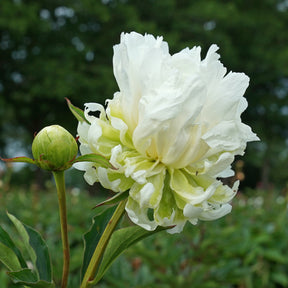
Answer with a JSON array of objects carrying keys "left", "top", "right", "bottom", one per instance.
[{"left": 32, "top": 125, "right": 78, "bottom": 171}]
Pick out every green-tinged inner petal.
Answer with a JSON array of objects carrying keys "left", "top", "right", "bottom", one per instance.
[
  {"left": 119, "top": 151, "right": 165, "bottom": 184},
  {"left": 124, "top": 156, "right": 156, "bottom": 177},
  {"left": 170, "top": 169, "right": 216, "bottom": 206},
  {"left": 101, "top": 120, "right": 121, "bottom": 142},
  {"left": 108, "top": 95, "right": 135, "bottom": 149},
  {"left": 125, "top": 197, "right": 158, "bottom": 231},
  {"left": 90, "top": 121, "right": 121, "bottom": 157},
  {"left": 97, "top": 167, "right": 135, "bottom": 192},
  {"left": 154, "top": 173, "right": 185, "bottom": 226},
  {"left": 129, "top": 168, "right": 166, "bottom": 209},
  {"left": 208, "top": 180, "right": 238, "bottom": 204}
]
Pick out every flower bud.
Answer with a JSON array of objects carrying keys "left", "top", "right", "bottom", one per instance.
[{"left": 32, "top": 125, "right": 78, "bottom": 171}]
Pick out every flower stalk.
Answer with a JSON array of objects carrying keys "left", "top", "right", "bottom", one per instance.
[
  {"left": 53, "top": 171, "right": 70, "bottom": 288},
  {"left": 80, "top": 200, "right": 127, "bottom": 288}
]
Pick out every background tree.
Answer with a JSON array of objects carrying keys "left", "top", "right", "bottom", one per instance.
[{"left": 1, "top": 0, "right": 288, "bottom": 188}]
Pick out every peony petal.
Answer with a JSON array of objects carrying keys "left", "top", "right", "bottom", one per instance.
[
  {"left": 81, "top": 164, "right": 99, "bottom": 185},
  {"left": 202, "top": 120, "right": 259, "bottom": 157},
  {"left": 97, "top": 167, "right": 121, "bottom": 191},
  {"left": 199, "top": 203, "right": 232, "bottom": 221},
  {"left": 125, "top": 196, "right": 158, "bottom": 231},
  {"left": 113, "top": 32, "right": 169, "bottom": 134},
  {"left": 201, "top": 72, "right": 250, "bottom": 127},
  {"left": 84, "top": 103, "right": 106, "bottom": 122},
  {"left": 183, "top": 204, "right": 203, "bottom": 224},
  {"left": 203, "top": 152, "right": 235, "bottom": 177},
  {"left": 170, "top": 169, "right": 218, "bottom": 205},
  {"left": 209, "top": 180, "right": 238, "bottom": 204},
  {"left": 129, "top": 168, "right": 166, "bottom": 209}
]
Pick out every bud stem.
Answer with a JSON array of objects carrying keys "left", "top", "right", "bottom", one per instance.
[
  {"left": 53, "top": 171, "right": 70, "bottom": 288},
  {"left": 80, "top": 200, "right": 127, "bottom": 288}
]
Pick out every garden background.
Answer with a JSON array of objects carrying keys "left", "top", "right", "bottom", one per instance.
[{"left": 0, "top": 0, "right": 288, "bottom": 287}]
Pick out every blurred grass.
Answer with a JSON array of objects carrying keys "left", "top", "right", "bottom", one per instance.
[{"left": 0, "top": 186, "right": 288, "bottom": 288}]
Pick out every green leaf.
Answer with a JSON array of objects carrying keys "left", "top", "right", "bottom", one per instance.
[
  {"left": 7, "top": 213, "right": 37, "bottom": 266},
  {"left": 0, "top": 156, "right": 35, "bottom": 165},
  {"left": 0, "top": 225, "right": 27, "bottom": 268},
  {"left": 0, "top": 242, "right": 22, "bottom": 271},
  {"left": 73, "top": 153, "right": 115, "bottom": 169},
  {"left": 81, "top": 206, "right": 117, "bottom": 280},
  {"left": 93, "top": 225, "right": 167, "bottom": 285},
  {"left": 262, "top": 249, "right": 288, "bottom": 264},
  {"left": 66, "top": 97, "right": 89, "bottom": 124},
  {"left": 271, "top": 271, "right": 288, "bottom": 286},
  {"left": 93, "top": 190, "right": 129, "bottom": 208},
  {"left": 8, "top": 268, "right": 37, "bottom": 282},
  {"left": 7, "top": 213, "right": 52, "bottom": 282},
  {"left": 8, "top": 269, "right": 55, "bottom": 288},
  {"left": 23, "top": 224, "right": 52, "bottom": 282}
]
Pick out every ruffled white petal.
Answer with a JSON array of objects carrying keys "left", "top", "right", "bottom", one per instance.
[{"left": 125, "top": 197, "right": 158, "bottom": 231}]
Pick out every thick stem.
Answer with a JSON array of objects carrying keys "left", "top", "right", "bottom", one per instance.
[
  {"left": 53, "top": 171, "right": 70, "bottom": 288},
  {"left": 80, "top": 200, "right": 127, "bottom": 288}
]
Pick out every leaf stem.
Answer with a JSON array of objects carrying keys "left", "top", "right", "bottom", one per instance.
[
  {"left": 53, "top": 171, "right": 70, "bottom": 288},
  {"left": 80, "top": 200, "right": 127, "bottom": 288}
]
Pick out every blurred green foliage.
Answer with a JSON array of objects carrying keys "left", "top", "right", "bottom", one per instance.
[
  {"left": 0, "top": 185, "right": 100, "bottom": 287},
  {"left": 0, "top": 0, "right": 288, "bottom": 187},
  {"left": 0, "top": 186, "right": 287, "bottom": 287},
  {"left": 1, "top": 2, "right": 288, "bottom": 287}
]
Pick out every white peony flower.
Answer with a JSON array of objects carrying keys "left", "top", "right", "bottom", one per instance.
[{"left": 75, "top": 32, "right": 259, "bottom": 233}]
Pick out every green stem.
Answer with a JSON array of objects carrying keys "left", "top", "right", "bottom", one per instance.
[
  {"left": 80, "top": 200, "right": 127, "bottom": 288},
  {"left": 53, "top": 171, "right": 70, "bottom": 288}
]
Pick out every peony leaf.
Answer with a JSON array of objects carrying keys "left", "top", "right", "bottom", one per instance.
[
  {"left": 81, "top": 206, "right": 117, "bottom": 280},
  {"left": 0, "top": 242, "right": 22, "bottom": 271},
  {"left": 0, "top": 156, "right": 35, "bottom": 165},
  {"left": 66, "top": 97, "right": 89, "bottom": 124},
  {"left": 73, "top": 153, "right": 115, "bottom": 169},
  {"left": 23, "top": 224, "right": 53, "bottom": 282},
  {"left": 0, "top": 225, "right": 27, "bottom": 268},
  {"left": 7, "top": 213, "right": 37, "bottom": 266},
  {"left": 7, "top": 213, "right": 52, "bottom": 282},
  {"left": 92, "top": 225, "right": 168, "bottom": 285},
  {"left": 93, "top": 190, "right": 129, "bottom": 208},
  {"left": 7, "top": 269, "right": 55, "bottom": 288}
]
